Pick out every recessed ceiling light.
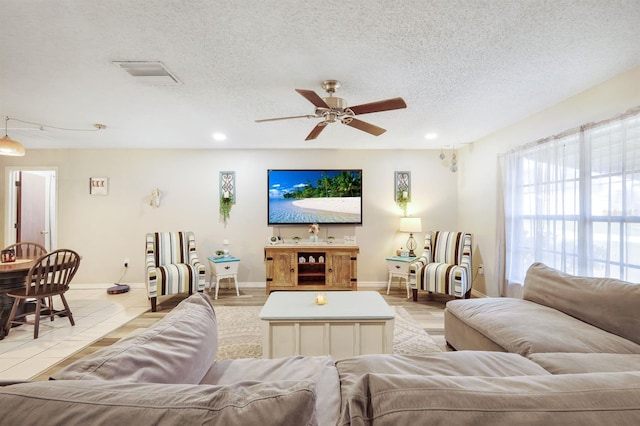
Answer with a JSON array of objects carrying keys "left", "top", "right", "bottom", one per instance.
[
  {"left": 212, "top": 132, "right": 227, "bottom": 141},
  {"left": 424, "top": 132, "right": 438, "bottom": 140}
]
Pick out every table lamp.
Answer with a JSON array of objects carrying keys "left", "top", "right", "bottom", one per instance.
[{"left": 399, "top": 217, "right": 422, "bottom": 257}]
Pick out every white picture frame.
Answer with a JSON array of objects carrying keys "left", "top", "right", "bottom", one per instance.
[{"left": 89, "top": 177, "right": 109, "bottom": 195}]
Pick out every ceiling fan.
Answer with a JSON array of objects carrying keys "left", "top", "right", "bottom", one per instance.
[{"left": 255, "top": 80, "right": 407, "bottom": 141}]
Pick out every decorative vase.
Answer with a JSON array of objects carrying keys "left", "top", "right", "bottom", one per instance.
[{"left": 310, "top": 234, "right": 318, "bottom": 243}]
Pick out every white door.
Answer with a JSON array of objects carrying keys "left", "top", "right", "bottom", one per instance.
[
  {"left": 17, "top": 171, "right": 47, "bottom": 246},
  {"left": 4, "top": 168, "right": 56, "bottom": 251}
]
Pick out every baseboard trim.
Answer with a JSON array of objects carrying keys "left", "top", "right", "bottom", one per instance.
[
  {"left": 72, "top": 281, "right": 485, "bottom": 297},
  {"left": 471, "top": 288, "right": 487, "bottom": 298},
  {"left": 72, "top": 282, "right": 146, "bottom": 290},
  {"left": 72, "top": 281, "right": 392, "bottom": 291}
]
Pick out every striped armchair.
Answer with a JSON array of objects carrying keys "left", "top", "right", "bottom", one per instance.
[
  {"left": 145, "top": 232, "right": 206, "bottom": 312},
  {"left": 412, "top": 231, "right": 472, "bottom": 300}
]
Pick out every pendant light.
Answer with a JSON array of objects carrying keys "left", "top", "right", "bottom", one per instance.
[{"left": 0, "top": 117, "right": 26, "bottom": 156}]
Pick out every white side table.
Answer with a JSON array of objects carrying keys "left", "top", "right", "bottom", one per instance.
[
  {"left": 207, "top": 256, "right": 240, "bottom": 300},
  {"left": 385, "top": 256, "right": 418, "bottom": 298}
]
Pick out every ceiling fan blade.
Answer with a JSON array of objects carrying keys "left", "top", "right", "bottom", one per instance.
[
  {"left": 255, "top": 114, "right": 317, "bottom": 123},
  {"left": 342, "top": 117, "right": 386, "bottom": 136},
  {"left": 348, "top": 97, "right": 407, "bottom": 115},
  {"left": 295, "top": 89, "right": 330, "bottom": 109},
  {"left": 305, "top": 123, "right": 327, "bottom": 141}
]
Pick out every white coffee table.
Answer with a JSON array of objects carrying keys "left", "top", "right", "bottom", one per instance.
[{"left": 259, "top": 291, "right": 395, "bottom": 360}]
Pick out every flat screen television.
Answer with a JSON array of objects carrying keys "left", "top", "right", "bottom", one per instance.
[{"left": 268, "top": 169, "right": 363, "bottom": 225}]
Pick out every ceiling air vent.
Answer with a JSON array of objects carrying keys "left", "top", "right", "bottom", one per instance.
[{"left": 113, "top": 61, "right": 182, "bottom": 86}]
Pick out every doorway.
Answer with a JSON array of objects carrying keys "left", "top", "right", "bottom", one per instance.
[{"left": 4, "top": 167, "right": 57, "bottom": 251}]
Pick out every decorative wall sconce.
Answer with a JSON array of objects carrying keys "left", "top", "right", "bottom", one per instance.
[
  {"left": 219, "top": 171, "right": 236, "bottom": 226},
  {"left": 394, "top": 171, "right": 411, "bottom": 216},
  {"left": 150, "top": 188, "right": 162, "bottom": 207}
]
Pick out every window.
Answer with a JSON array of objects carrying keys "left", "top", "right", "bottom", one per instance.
[{"left": 500, "top": 109, "right": 640, "bottom": 287}]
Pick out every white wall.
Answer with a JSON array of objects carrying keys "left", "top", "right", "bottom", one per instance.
[
  {"left": 459, "top": 66, "right": 640, "bottom": 296},
  {"left": 0, "top": 149, "right": 458, "bottom": 286},
  {"left": 5, "top": 67, "right": 636, "bottom": 292}
]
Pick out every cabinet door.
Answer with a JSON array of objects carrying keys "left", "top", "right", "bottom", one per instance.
[
  {"left": 327, "top": 251, "right": 356, "bottom": 288},
  {"left": 266, "top": 251, "right": 296, "bottom": 287}
]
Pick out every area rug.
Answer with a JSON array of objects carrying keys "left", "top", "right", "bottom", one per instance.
[{"left": 215, "top": 305, "right": 441, "bottom": 359}]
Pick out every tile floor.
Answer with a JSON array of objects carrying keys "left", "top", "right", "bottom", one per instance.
[{"left": 0, "top": 283, "right": 149, "bottom": 381}]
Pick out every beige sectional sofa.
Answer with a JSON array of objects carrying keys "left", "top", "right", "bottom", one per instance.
[
  {"left": 444, "top": 262, "right": 640, "bottom": 356},
  {"left": 1, "top": 283, "right": 640, "bottom": 425}
]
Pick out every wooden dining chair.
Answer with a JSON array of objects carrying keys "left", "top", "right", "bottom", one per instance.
[
  {"left": 4, "top": 249, "right": 81, "bottom": 339},
  {"left": 2, "top": 242, "right": 48, "bottom": 328},
  {"left": 3, "top": 242, "right": 47, "bottom": 258}
]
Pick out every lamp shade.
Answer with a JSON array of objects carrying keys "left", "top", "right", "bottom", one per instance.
[
  {"left": 0, "top": 135, "right": 26, "bottom": 156},
  {"left": 399, "top": 217, "right": 422, "bottom": 233}
]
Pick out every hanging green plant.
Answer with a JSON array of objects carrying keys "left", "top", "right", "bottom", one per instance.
[
  {"left": 220, "top": 193, "right": 234, "bottom": 225},
  {"left": 396, "top": 190, "right": 409, "bottom": 216}
]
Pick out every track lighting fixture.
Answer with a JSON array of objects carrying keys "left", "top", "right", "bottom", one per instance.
[{"left": 0, "top": 117, "right": 107, "bottom": 156}]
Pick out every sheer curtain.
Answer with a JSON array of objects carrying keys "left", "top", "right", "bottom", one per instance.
[{"left": 498, "top": 108, "right": 640, "bottom": 295}]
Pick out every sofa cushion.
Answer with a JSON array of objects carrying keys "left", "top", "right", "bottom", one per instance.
[
  {"left": 338, "top": 372, "right": 640, "bottom": 425},
  {"left": 524, "top": 262, "right": 640, "bottom": 345},
  {"left": 52, "top": 293, "right": 218, "bottom": 384},
  {"left": 0, "top": 380, "right": 317, "bottom": 426},
  {"left": 336, "top": 351, "right": 551, "bottom": 414},
  {"left": 445, "top": 297, "right": 640, "bottom": 356},
  {"left": 528, "top": 353, "right": 640, "bottom": 374},
  {"left": 444, "top": 306, "right": 510, "bottom": 352},
  {"left": 336, "top": 351, "right": 550, "bottom": 391},
  {"left": 202, "top": 355, "right": 340, "bottom": 426}
]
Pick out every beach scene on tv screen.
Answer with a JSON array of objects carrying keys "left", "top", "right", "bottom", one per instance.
[{"left": 268, "top": 170, "right": 362, "bottom": 224}]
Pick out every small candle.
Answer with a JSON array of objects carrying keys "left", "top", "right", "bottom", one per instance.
[
  {"left": 315, "top": 292, "right": 327, "bottom": 305},
  {"left": 402, "top": 191, "right": 408, "bottom": 199},
  {"left": 223, "top": 191, "right": 230, "bottom": 199}
]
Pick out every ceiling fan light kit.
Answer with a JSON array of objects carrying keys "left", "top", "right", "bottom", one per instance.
[{"left": 256, "top": 80, "right": 407, "bottom": 141}]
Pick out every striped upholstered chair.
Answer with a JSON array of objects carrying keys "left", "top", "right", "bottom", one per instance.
[
  {"left": 411, "top": 231, "right": 472, "bottom": 300},
  {"left": 145, "top": 232, "right": 206, "bottom": 312}
]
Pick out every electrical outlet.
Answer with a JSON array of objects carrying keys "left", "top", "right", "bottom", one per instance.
[
  {"left": 124, "top": 258, "right": 129, "bottom": 268},
  {"left": 478, "top": 264, "right": 484, "bottom": 275}
]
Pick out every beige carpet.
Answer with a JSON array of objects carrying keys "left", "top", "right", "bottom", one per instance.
[{"left": 216, "top": 305, "right": 441, "bottom": 359}]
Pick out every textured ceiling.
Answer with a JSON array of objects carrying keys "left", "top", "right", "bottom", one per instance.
[{"left": 1, "top": 0, "right": 639, "bottom": 150}]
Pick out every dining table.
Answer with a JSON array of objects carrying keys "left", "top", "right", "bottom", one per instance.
[{"left": 0, "top": 258, "right": 37, "bottom": 339}]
